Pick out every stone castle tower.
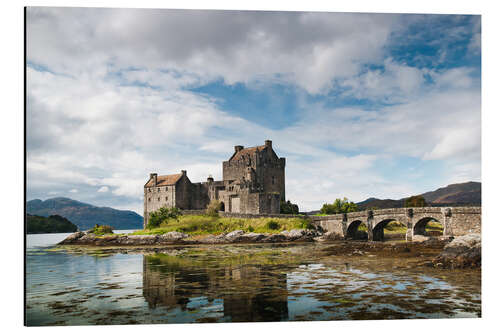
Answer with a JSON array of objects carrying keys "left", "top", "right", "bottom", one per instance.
[{"left": 143, "top": 140, "right": 285, "bottom": 227}]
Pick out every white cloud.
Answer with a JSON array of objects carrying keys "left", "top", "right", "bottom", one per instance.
[
  {"left": 26, "top": 8, "right": 399, "bottom": 94},
  {"left": 97, "top": 186, "right": 109, "bottom": 193}
]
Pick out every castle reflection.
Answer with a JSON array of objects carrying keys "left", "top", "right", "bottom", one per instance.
[{"left": 142, "top": 251, "right": 290, "bottom": 322}]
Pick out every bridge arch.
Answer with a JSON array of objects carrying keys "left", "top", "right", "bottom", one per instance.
[
  {"left": 372, "top": 218, "right": 406, "bottom": 241},
  {"left": 413, "top": 216, "right": 443, "bottom": 236},
  {"left": 345, "top": 220, "right": 367, "bottom": 240}
]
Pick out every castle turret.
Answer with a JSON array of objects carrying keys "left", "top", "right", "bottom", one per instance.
[
  {"left": 235, "top": 145, "right": 244, "bottom": 152},
  {"left": 265, "top": 140, "right": 272, "bottom": 148}
]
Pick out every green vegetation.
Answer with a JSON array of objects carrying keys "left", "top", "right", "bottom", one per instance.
[
  {"left": 89, "top": 224, "right": 114, "bottom": 235},
  {"left": 134, "top": 214, "right": 311, "bottom": 235},
  {"left": 205, "top": 200, "right": 222, "bottom": 217},
  {"left": 147, "top": 207, "right": 181, "bottom": 228},
  {"left": 27, "top": 214, "right": 78, "bottom": 234},
  {"left": 280, "top": 200, "right": 299, "bottom": 214},
  {"left": 383, "top": 221, "right": 407, "bottom": 235},
  {"left": 319, "top": 197, "right": 358, "bottom": 215},
  {"left": 404, "top": 195, "right": 427, "bottom": 207},
  {"left": 426, "top": 221, "right": 444, "bottom": 234}
]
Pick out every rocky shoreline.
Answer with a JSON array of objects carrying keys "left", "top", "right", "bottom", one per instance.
[
  {"left": 58, "top": 230, "right": 481, "bottom": 269},
  {"left": 58, "top": 229, "right": 324, "bottom": 246}
]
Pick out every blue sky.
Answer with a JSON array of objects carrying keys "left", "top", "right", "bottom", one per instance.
[{"left": 26, "top": 8, "right": 481, "bottom": 213}]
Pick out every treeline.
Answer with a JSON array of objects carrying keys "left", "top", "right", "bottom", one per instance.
[{"left": 27, "top": 214, "right": 78, "bottom": 234}]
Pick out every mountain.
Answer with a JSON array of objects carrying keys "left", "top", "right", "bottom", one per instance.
[
  {"left": 26, "top": 197, "right": 143, "bottom": 231},
  {"left": 356, "top": 181, "right": 481, "bottom": 210}
]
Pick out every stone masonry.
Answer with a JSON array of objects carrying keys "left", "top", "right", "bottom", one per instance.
[
  {"left": 310, "top": 206, "right": 481, "bottom": 241},
  {"left": 144, "top": 140, "right": 285, "bottom": 228}
]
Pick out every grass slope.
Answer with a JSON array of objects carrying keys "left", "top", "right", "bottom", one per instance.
[{"left": 132, "top": 215, "right": 312, "bottom": 236}]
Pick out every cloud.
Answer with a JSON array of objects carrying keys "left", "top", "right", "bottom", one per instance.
[
  {"left": 25, "top": 8, "right": 481, "bottom": 213},
  {"left": 27, "top": 8, "right": 400, "bottom": 94},
  {"left": 69, "top": 189, "right": 78, "bottom": 193},
  {"left": 97, "top": 186, "right": 109, "bottom": 193}
]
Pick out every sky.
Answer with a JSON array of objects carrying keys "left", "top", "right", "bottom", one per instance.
[{"left": 25, "top": 8, "right": 481, "bottom": 214}]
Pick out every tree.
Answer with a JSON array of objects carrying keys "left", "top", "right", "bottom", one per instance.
[
  {"left": 147, "top": 207, "right": 181, "bottom": 229},
  {"left": 404, "top": 195, "right": 426, "bottom": 207},
  {"left": 280, "top": 200, "right": 299, "bottom": 214},
  {"left": 320, "top": 197, "right": 358, "bottom": 215}
]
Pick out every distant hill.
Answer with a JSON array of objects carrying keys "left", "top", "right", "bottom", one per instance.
[
  {"left": 27, "top": 214, "right": 78, "bottom": 234},
  {"left": 26, "top": 197, "right": 143, "bottom": 231},
  {"left": 356, "top": 181, "right": 481, "bottom": 211}
]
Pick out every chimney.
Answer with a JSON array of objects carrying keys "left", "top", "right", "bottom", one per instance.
[
  {"left": 265, "top": 140, "right": 272, "bottom": 148},
  {"left": 235, "top": 145, "right": 244, "bottom": 152},
  {"left": 181, "top": 170, "right": 187, "bottom": 176},
  {"left": 207, "top": 175, "right": 214, "bottom": 183},
  {"left": 150, "top": 173, "right": 158, "bottom": 186}
]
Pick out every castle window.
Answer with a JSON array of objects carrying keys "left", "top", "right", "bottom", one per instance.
[
  {"left": 272, "top": 176, "right": 275, "bottom": 185},
  {"left": 158, "top": 187, "right": 161, "bottom": 192},
  {"left": 148, "top": 198, "right": 151, "bottom": 202},
  {"left": 165, "top": 196, "right": 168, "bottom": 201},
  {"left": 148, "top": 188, "right": 151, "bottom": 192},
  {"left": 158, "top": 197, "right": 161, "bottom": 201}
]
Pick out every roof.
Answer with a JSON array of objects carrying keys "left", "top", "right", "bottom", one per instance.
[
  {"left": 145, "top": 173, "right": 183, "bottom": 187},
  {"left": 230, "top": 145, "right": 267, "bottom": 161}
]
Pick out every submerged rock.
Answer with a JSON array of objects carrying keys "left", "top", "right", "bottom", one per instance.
[{"left": 433, "top": 233, "right": 481, "bottom": 268}]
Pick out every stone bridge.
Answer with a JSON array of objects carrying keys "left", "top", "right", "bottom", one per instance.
[{"left": 310, "top": 207, "right": 481, "bottom": 241}]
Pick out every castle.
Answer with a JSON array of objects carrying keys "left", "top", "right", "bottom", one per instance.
[{"left": 143, "top": 140, "right": 286, "bottom": 228}]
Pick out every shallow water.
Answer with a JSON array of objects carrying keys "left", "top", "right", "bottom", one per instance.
[{"left": 25, "top": 233, "right": 481, "bottom": 326}]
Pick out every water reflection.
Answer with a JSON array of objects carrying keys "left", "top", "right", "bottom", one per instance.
[
  {"left": 142, "top": 251, "right": 289, "bottom": 322},
  {"left": 26, "top": 242, "right": 481, "bottom": 326}
]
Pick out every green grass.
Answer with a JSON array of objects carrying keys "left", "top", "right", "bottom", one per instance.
[
  {"left": 383, "top": 221, "right": 407, "bottom": 235},
  {"left": 133, "top": 215, "right": 313, "bottom": 236},
  {"left": 425, "top": 221, "right": 444, "bottom": 234}
]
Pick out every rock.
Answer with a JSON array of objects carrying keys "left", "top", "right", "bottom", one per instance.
[
  {"left": 239, "top": 232, "right": 266, "bottom": 242},
  {"left": 225, "top": 230, "right": 245, "bottom": 241},
  {"left": 433, "top": 233, "right": 481, "bottom": 268},
  {"left": 262, "top": 233, "right": 288, "bottom": 243},
  {"left": 200, "top": 234, "right": 229, "bottom": 244},
  {"left": 281, "top": 229, "right": 321, "bottom": 241},
  {"left": 314, "top": 231, "right": 343, "bottom": 242},
  {"left": 412, "top": 235, "right": 430, "bottom": 242},
  {"left": 158, "top": 231, "right": 189, "bottom": 243},
  {"left": 120, "top": 235, "right": 158, "bottom": 245},
  {"left": 59, "top": 231, "right": 85, "bottom": 244}
]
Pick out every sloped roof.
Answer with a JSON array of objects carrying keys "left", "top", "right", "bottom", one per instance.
[
  {"left": 230, "top": 145, "right": 267, "bottom": 161},
  {"left": 145, "top": 173, "right": 182, "bottom": 187}
]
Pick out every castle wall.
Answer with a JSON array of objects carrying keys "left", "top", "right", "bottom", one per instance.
[
  {"left": 144, "top": 185, "right": 176, "bottom": 228},
  {"left": 189, "top": 182, "right": 211, "bottom": 210}
]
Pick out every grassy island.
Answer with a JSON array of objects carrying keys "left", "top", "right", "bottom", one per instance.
[{"left": 131, "top": 214, "right": 313, "bottom": 236}]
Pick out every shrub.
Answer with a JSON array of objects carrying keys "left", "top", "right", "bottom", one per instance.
[
  {"left": 280, "top": 200, "right": 299, "bottom": 214},
  {"left": 320, "top": 198, "right": 358, "bottom": 215},
  {"left": 298, "top": 219, "right": 315, "bottom": 230},
  {"left": 206, "top": 200, "right": 222, "bottom": 217},
  {"left": 90, "top": 224, "right": 114, "bottom": 235},
  {"left": 265, "top": 220, "right": 280, "bottom": 230},
  {"left": 148, "top": 207, "right": 181, "bottom": 229}
]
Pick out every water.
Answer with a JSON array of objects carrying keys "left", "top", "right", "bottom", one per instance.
[{"left": 25, "top": 233, "right": 481, "bottom": 326}]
